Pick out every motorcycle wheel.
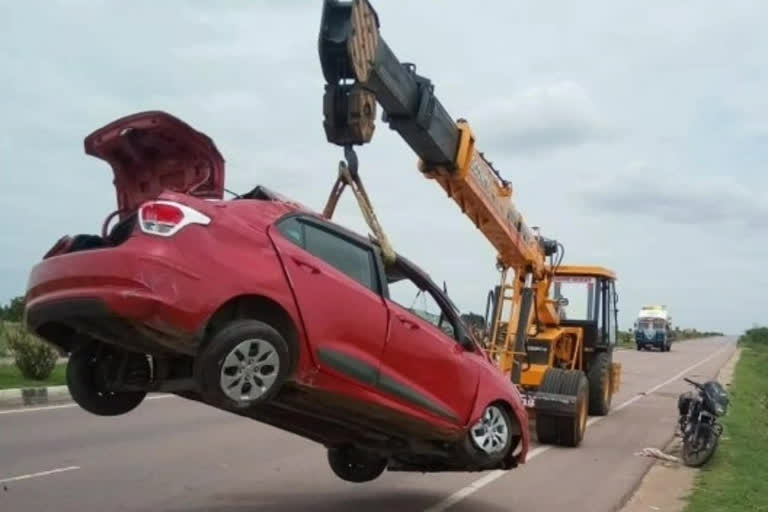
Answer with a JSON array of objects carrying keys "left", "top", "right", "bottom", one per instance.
[{"left": 682, "top": 428, "right": 719, "bottom": 467}]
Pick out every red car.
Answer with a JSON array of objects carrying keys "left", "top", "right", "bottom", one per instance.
[{"left": 24, "top": 111, "right": 530, "bottom": 482}]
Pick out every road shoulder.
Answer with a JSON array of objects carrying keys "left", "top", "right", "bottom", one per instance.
[
  {"left": 0, "top": 384, "right": 72, "bottom": 408},
  {"left": 619, "top": 345, "right": 742, "bottom": 512}
]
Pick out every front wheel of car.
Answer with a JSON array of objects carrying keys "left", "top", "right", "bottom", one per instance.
[
  {"left": 66, "top": 344, "right": 148, "bottom": 416},
  {"left": 197, "top": 319, "right": 290, "bottom": 410},
  {"left": 327, "top": 446, "right": 388, "bottom": 483},
  {"left": 463, "top": 403, "right": 515, "bottom": 468}
]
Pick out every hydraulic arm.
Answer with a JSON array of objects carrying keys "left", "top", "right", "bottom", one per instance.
[
  {"left": 318, "top": 0, "right": 621, "bottom": 448},
  {"left": 318, "top": 0, "right": 561, "bottom": 381}
]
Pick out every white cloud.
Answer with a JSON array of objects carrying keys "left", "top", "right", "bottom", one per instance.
[
  {"left": 472, "top": 82, "right": 612, "bottom": 154},
  {"left": 582, "top": 161, "right": 768, "bottom": 229}
]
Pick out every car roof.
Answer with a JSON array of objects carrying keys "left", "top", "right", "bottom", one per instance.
[{"left": 238, "top": 184, "right": 445, "bottom": 292}]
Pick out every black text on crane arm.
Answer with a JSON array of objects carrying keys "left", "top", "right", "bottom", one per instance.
[{"left": 319, "top": 0, "right": 460, "bottom": 169}]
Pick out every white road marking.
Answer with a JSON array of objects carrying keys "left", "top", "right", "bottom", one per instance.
[
  {"left": 0, "top": 394, "right": 173, "bottom": 416},
  {"left": 424, "top": 342, "right": 733, "bottom": 512},
  {"left": 0, "top": 466, "right": 80, "bottom": 484}
]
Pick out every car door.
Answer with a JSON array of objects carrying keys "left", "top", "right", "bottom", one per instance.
[
  {"left": 378, "top": 261, "right": 479, "bottom": 426},
  {"left": 270, "top": 215, "right": 388, "bottom": 389}
]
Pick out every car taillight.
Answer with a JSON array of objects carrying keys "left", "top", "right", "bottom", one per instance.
[{"left": 138, "top": 201, "right": 211, "bottom": 237}]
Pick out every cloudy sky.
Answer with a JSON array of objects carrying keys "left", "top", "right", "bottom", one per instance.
[{"left": 1, "top": 0, "right": 765, "bottom": 334}]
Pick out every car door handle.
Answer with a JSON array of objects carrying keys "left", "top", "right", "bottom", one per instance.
[
  {"left": 291, "top": 256, "right": 321, "bottom": 274},
  {"left": 397, "top": 315, "right": 420, "bottom": 330}
]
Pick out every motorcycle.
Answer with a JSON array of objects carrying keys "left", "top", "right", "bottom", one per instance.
[{"left": 676, "top": 377, "right": 730, "bottom": 467}]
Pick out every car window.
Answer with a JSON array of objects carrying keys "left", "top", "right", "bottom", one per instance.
[
  {"left": 276, "top": 216, "right": 304, "bottom": 246},
  {"left": 388, "top": 273, "right": 456, "bottom": 339},
  {"left": 301, "top": 223, "right": 377, "bottom": 292}
]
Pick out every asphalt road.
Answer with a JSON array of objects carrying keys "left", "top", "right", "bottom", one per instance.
[{"left": 0, "top": 336, "right": 736, "bottom": 512}]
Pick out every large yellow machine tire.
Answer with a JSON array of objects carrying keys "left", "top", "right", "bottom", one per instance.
[
  {"left": 535, "top": 369, "right": 565, "bottom": 445},
  {"left": 535, "top": 368, "right": 590, "bottom": 447},
  {"left": 556, "top": 371, "right": 589, "bottom": 447},
  {"left": 587, "top": 351, "right": 612, "bottom": 416}
]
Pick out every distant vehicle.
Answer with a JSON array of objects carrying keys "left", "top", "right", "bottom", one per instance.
[
  {"left": 634, "top": 305, "right": 672, "bottom": 352},
  {"left": 23, "top": 111, "right": 530, "bottom": 484}
]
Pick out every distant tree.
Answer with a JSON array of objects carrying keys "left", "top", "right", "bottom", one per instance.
[{"left": 1, "top": 296, "right": 25, "bottom": 322}]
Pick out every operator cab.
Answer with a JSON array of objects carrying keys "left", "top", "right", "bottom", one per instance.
[{"left": 552, "top": 266, "right": 618, "bottom": 350}]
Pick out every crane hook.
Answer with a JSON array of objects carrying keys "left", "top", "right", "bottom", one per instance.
[{"left": 344, "top": 145, "right": 359, "bottom": 179}]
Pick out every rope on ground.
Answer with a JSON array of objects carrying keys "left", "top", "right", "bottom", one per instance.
[{"left": 634, "top": 447, "right": 680, "bottom": 463}]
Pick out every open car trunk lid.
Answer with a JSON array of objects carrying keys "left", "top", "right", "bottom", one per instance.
[{"left": 84, "top": 111, "right": 225, "bottom": 219}]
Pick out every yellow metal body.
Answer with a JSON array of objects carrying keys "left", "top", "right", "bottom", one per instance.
[{"left": 418, "top": 119, "right": 622, "bottom": 404}]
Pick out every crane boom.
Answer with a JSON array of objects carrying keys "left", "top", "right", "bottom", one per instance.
[
  {"left": 317, "top": 0, "right": 623, "bottom": 447},
  {"left": 318, "top": 0, "right": 550, "bottom": 276}
]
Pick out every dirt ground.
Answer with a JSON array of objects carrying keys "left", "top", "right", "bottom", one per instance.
[{"left": 619, "top": 346, "right": 742, "bottom": 512}]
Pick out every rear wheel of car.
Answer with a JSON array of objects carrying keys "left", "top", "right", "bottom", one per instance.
[
  {"left": 327, "top": 446, "right": 388, "bottom": 483},
  {"left": 197, "top": 319, "right": 290, "bottom": 410},
  {"left": 66, "top": 344, "right": 148, "bottom": 416},
  {"left": 464, "top": 403, "right": 515, "bottom": 468}
]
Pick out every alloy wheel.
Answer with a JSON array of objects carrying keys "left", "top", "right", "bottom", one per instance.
[
  {"left": 470, "top": 405, "right": 509, "bottom": 454},
  {"left": 219, "top": 338, "right": 280, "bottom": 403}
]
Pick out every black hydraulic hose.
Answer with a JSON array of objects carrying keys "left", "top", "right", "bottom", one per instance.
[
  {"left": 484, "top": 288, "right": 497, "bottom": 334},
  {"left": 511, "top": 287, "right": 534, "bottom": 385}
]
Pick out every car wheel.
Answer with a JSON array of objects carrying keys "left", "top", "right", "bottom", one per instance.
[
  {"left": 66, "top": 344, "right": 148, "bottom": 416},
  {"left": 636, "top": 344, "right": 642, "bottom": 351},
  {"left": 587, "top": 352, "right": 612, "bottom": 416},
  {"left": 464, "top": 403, "right": 515, "bottom": 468},
  {"left": 327, "top": 446, "right": 388, "bottom": 483},
  {"left": 197, "top": 319, "right": 290, "bottom": 410}
]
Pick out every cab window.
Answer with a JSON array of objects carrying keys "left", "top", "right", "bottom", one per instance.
[{"left": 553, "top": 276, "right": 597, "bottom": 321}]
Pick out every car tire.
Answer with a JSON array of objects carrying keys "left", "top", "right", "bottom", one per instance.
[
  {"left": 636, "top": 344, "right": 642, "bottom": 351},
  {"left": 66, "top": 344, "right": 148, "bottom": 416},
  {"left": 327, "top": 446, "right": 388, "bottom": 483},
  {"left": 587, "top": 352, "right": 612, "bottom": 416},
  {"left": 464, "top": 403, "right": 516, "bottom": 468},
  {"left": 197, "top": 319, "right": 291, "bottom": 410}
]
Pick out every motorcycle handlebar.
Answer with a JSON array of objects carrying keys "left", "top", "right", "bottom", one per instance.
[{"left": 684, "top": 377, "right": 702, "bottom": 388}]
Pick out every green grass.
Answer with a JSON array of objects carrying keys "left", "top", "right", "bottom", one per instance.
[
  {"left": 683, "top": 330, "right": 768, "bottom": 512},
  {"left": 0, "top": 363, "right": 66, "bottom": 390}
]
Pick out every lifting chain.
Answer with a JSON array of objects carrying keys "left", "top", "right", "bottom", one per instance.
[{"left": 322, "top": 145, "right": 396, "bottom": 266}]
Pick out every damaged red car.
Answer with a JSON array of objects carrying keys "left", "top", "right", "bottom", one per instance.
[{"left": 24, "top": 111, "right": 530, "bottom": 482}]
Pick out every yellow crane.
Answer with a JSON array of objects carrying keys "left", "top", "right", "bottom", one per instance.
[{"left": 318, "top": 0, "right": 622, "bottom": 447}]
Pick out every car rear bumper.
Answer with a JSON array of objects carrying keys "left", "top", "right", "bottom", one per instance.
[{"left": 25, "top": 244, "right": 209, "bottom": 355}]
